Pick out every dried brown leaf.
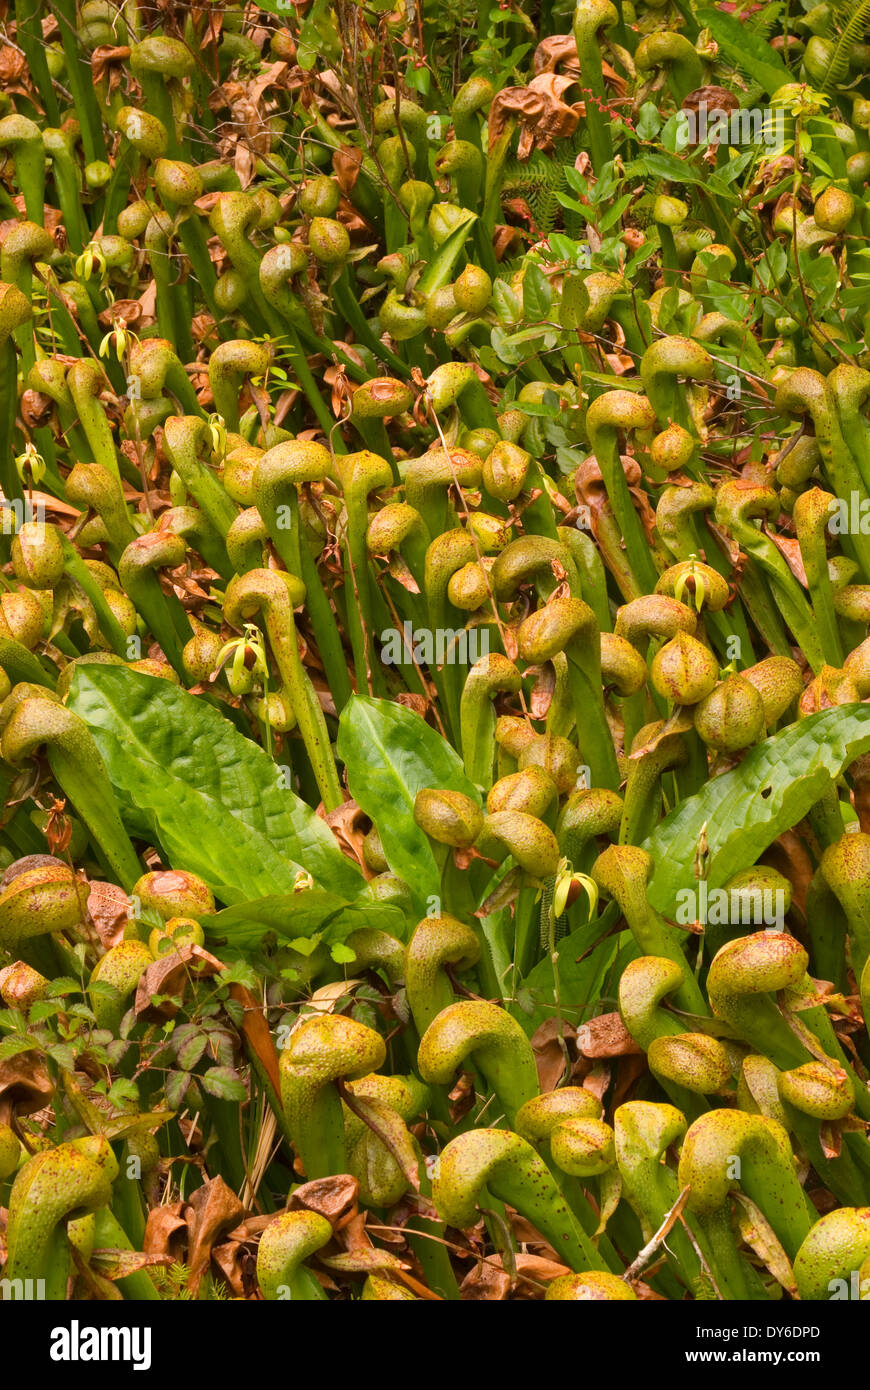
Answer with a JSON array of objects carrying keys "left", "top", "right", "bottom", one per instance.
[
  {"left": 318, "top": 798, "right": 370, "bottom": 872},
  {"left": 734, "top": 1192, "right": 799, "bottom": 1296},
  {"left": 767, "top": 532, "right": 808, "bottom": 586},
  {"left": 185, "top": 1176, "right": 246, "bottom": 1295},
  {"left": 531, "top": 1017, "right": 576, "bottom": 1093},
  {"left": 577, "top": 1012, "right": 644, "bottom": 1058},
  {"left": 488, "top": 73, "right": 584, "bottom": 158},
  {"left": 229, "top": 982, "right": 282, "bottom": 1096},
  {"left": 210, "top": 1237, "right": 250, "bottom": 1298},
  {"left": 0, "top": 1050, "right": 53, "bottom": 1124},
  {"left": 134, "top": 944, "right": 224, "bottom": 1020},
  {"left": 0, "top": 47, "right": 27, "bottom": 83},
  {"left": 143, "top": 1202, "right": 186, "bottom": 1258},
  {"left": 90, "top": 1248, "right": 174, "bottom": 1280},
  {"left": 460, "top": 1257, "right": 511, "bottom": 1300},
  {"left": 87, "top": 879, "right": 132, "bottom": 949}
]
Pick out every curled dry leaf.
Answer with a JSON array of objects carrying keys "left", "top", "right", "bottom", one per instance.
[
  {"left": 734, "top": 1192, "right": 799, "bottom": 1297},
  {"left": 295, "top": 980, "right": 363, "bottom": 1020},
  {"left": 579, "top": 1060, "right": 612, "bottom": 1103},
  {"left": 208, "top": 1239, "right": 250, "bottom": 1298},
  {"left": 460, "top": 1257, "right": 512, "bottom": 1300},
  {"left": 134, "top": 943, "right": 225, "bottom": 1020},
  {"left": 185, "top": 1175, "right": 246, "bottom": 1295},
  {"left": 681, "top": 86, "right": 739, "bottom": 138},
  {"left": 332, "top": 145, "right": 365, "bottom": 198},
  {"left": 143, "top": 1202, "right": 187, "bottom": 1259},
  {"left": 289, "top": 1174, "right": 359, "bottom": 1227},
  {"left": 87, "top": 879, "right": 133, "bottom": 949},
  {"left": 386, "top": 555, "right": 421, "bottom": 593},
  {"left": 533, "top": 33, "right": 580, "bottom": 75},
  {"left": 394, "top": 692, "right": 429, "bottom": 717},
  {"left": 318, "top": 798, "right": 371, "bottom": 872},
  {"left": 576, "top": 1012, "right": 644, "bottom": 1058},
  {"left": 514, "top": 1252, "right": 572, "bottom": 1288},
  {"left": 531, "top": 1016, "right": 577, "bottom": 1092},
  {"left": 0, "top": 46, "right": 27, "bottom": 84},
  {"left": 90, "top": 1248, "right": 175, "bottom": 1281},
  {"left": 489, "top": 74, "right": 585, "bottom": 160},
  {"left": 90, "top": 46, "right": 132, "bottom": 85},
  {"left": 20, "top": 389, "right": 53, "bottom": 430},
  {"left": 0, "top": 1050, "right": 54, "bottom": 1125}
]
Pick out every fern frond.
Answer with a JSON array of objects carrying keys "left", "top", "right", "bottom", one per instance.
[
  {"left": 823, "top": 0, "right": 870, "bottom": 88},
  {"left": 748, "top": 2, "right": 784, "bottom": 39}
]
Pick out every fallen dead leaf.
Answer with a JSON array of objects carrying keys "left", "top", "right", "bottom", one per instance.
[
  {"left": 143, "top": 1202, "right": 187, "bottom": 1259},
  {"left": 318, "top": 798, "right": 371, "bottom": 873},
  {"left": 229, "top": 982, "right": 282, "bottom": 1097},
  {"left": 576, "top": 1012, "right": 644, "bottom": 1058},
  {"left": 87, "top": 879, "right": 133, "bottom": 949},
  {"left": 460, "top": 1257, "right": 512, "bottom": 1300},
  {"left": 531, "top": 1017, "right": 576, "bottom": 1092},
  {"left": 134, "top": 944, "right": 225, "bottom": 1020},
  {"left": 185, "top": 1176, "right": 246, "bottom": 1295},
  {"left": 0, "top": 1050, "right": 53, "bottom": 1125},
  {"left": 489, "top": 73, "right": 584, "bottom": 159}
]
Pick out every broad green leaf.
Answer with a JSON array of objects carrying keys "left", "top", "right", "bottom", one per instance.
[
  {"left": 165, "top": 1072, "right": 192, "bottom": 1110},
  {"left": 337, "top": 695, "right": 481, "bottom": 915},
  {"left": 490, "top": 324, "right": 526, "bottom": 366},
  {"left": 512, "top": 921, "right": 619, "bottom": 1037},
  {"left": 622, "top": 151, "right": 736, "bottom": 196},
  {"left": 47, "top": 1044, "right": 76, "bottom": 1070},
  {"left": 491, "top": 278, "right": 523, "bottom": 326},
  {"left": 417, "top": 210, "right": 477, "bottom": 296},
  {"left": 176, "top": 1032, "right": 208, "bottom": 1071},
  {"left": 0, "top": 1034, "right": 37, "bottom": 1061},
  {"left": 503, "top": 325, "right": 553, "bottom": 348},
  {"left": 597, "top": 193, "right": 633, "bottom": 233},
  {"left": 68, "top": 665, "right": 364, "bottom": 906},
  {"left": 204, "top": 889, "right": 408, "bottom": 949},
  {"left": 696, "top": 9, "right": 791, "bottom": 95},
  {"left": 508, "top": 397, "right": 561, "bottom": 417},
  {"left": 644, "top": 706, "right": 870, "bottom": 915},
  {"left": 580, "top": 372, "right": 645, "bottom": 393},
  {"left": 657, "top": 285, "right": 684, "bottom": 334},
  {"left": 755, "top": 240, "right": 788, "bottom": 289},
  {"left": 200, "top": 1067, "right": 247, "bottom": 1100},
  {"left": 201, "top": 1066, "right": 247, "bottom": 1102},
  {"left": 28, "top": 1000, "right": 61, "bottom": 1022},
  {"left": 100, "top": 1109, "right": 174, "bottom": 1142},
  {"left": 46, "top": 978, "right": 84, "bottom": 997},
  {"left": 522, "top": 260, "right": 552, "bottom": 320},
  {"left": 636, "top": 102, "right": 662, "bottom": 140}
]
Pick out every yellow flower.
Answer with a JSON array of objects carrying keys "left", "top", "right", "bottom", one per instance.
[
  {"left": 206, "top": 412, "right": 228, "bottom": 460},
  {"left": 675, "top": 555, "right": 708, "bottom": 614},
  {"left": 14, "top": 442, "right": 46, "bottom": 489},
  {"left": 99, "top": 317, "right": 135, "bottom": 362},
  {"left": 215, "top": 624, "right": 269, "bottom": 687},
  {"left": 552, "top": 857, "right": 598, "bottom": 918},
  {"left": 75, "top": 242, "right": 107, "bottom": 283}
]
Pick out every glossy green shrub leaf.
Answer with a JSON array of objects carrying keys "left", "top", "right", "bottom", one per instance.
[
  {"left": 695, "top": 9, "right": 791, "bottom": 94},
  {"left": 510, "top": 906, "right": 620, "bottom": 1036},
  {"left": 522, "top": 261, "right": 551, "bottom": 320},
  {"left": 204, "top": 890, "right": 407, "bottom": 949},
  {"left": 644, "top": 706, "right": 870, "bottom": 915},
  {"left": 201, "top": 1066, "right": 247, "bottom": 1101},
  {"left": 337, "top": 694, "right": 481, "bottom": 915},
  {"left": 68, "top": 665, "right": 364, "bottom": 905}
]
